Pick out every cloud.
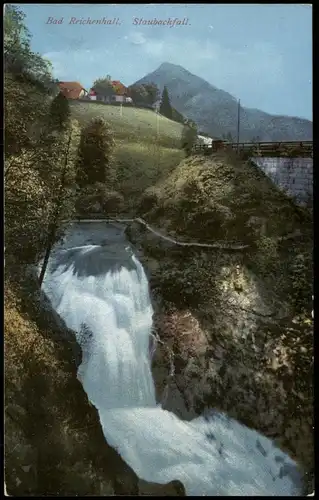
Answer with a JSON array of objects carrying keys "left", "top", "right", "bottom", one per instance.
[
  {"left": 133, "top": 34, "right": 285, "bottom": 100},
  {"left": 43, "top": 32, "right": 285, "bottom": 107},
  {"left": 42, "top": 52, "right": 66, "bottom": 79},
  {"left": 139, "top": 34, "right": 283, "bottom": 84},
  {"left": 43, "top": 47, "right": 111, "bottom": 81},
  {"left": 124, "top": 31, "right": 147, "bottom": 45}
]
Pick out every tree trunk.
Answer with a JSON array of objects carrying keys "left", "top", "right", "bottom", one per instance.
[
  {"left": 38, "top": 128, "right": 73, "bottom": 287},
  {"left": 38, "top": 222, "right": 57, "bottom": 287}
]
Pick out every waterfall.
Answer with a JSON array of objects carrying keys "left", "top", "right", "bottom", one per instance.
[{"left": 40, "top": 223, "right": 303, "bottom": 496}]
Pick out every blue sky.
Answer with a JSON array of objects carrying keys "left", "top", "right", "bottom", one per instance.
[{"left": 18, "top": 3, "right": 312, "bottom": 120}]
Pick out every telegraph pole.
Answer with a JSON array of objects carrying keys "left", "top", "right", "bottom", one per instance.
[{"left": 236, "top": 99, "right": 241, "bottom": 153}]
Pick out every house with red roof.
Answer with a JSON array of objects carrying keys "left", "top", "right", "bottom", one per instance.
[
  {"left": 58, "top": 81, "right": 88, "bottom": 99},
  {"left": 89, "top": 79, "right": 132, "bottom": 104},
  {"left": 88, "top": 89, "right": 97, "bottom": 101},
  {"left": 110, "top": 80, "right": 128, "bottom": 102}
]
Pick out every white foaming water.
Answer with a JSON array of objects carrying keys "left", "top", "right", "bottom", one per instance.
[{"left": 41, "top": 224, "right": 303, "bottom": 496}]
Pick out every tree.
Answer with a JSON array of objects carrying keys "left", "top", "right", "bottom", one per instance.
[
  {"left": 49, "top": 92, "right": 71, "bottom": 130},
  {"left": 4, "top": 4, "right": 80, "bottom": 272},
  {"left": 92, "top": 77, "right": 115, "bottom": 100},
  {"left": 4, "top": 4, "right": 31, "bottom": 71},
  {"left": 143, "top": 83, "right": 160, "bottom": 106},
  {"left": 38, "top": 119, "right": 81, "bottom": 285},
  {"left": 127, "top": 84, "right": 148, "bottom": 105},
  {"left": 160, "top": 86, "right": 173, "bottom": 119},
  {"left": 5, "top": 110, "right": 81, "bottom": 267},
  {"left": 5, "top": 72, "right": 45, "bottom": 158},
  {"left": 171, "top": 107, "right": 186, "bottom": 124},
  {"left": 77, "top": 117, "right": 115, "bottom": 188},
  {"left": 181, "top": 122, "right": 197, "bottom": 157},
  {"left": 4, "top": 4, "right": 53, "bottom": 85}
]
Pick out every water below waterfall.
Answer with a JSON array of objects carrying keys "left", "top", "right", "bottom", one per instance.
[{"left": 40, "top": 222, "right": 303, "bottom": 496}]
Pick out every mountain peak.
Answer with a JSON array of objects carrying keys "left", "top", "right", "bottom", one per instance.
[
  {"left": 158, "top": 62, "right": 181, "bottom": 69},
  {"left": 157, "top": 62, "right": 188, "bottom": 73},
  {"left": 132, "top": 64, "right": 312, "bottom": 141}
]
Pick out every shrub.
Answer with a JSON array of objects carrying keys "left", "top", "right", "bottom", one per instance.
[
  {"left": 181, "top": 124, "right": 197, "bottom": 157},
  {"left": 76, "top": 182, "right": 124, "bottom": 215},
  {"left": 138, "top": 187, "right": 161, "bottom": 214}
]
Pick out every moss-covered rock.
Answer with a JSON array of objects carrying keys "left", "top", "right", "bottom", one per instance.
[{"left": 130, "top": 150, "right": 313, "bottom": 492}]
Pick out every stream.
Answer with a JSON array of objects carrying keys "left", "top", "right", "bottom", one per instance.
[{"left": 39, "top": 222, "right": 303, "bottom": 496}]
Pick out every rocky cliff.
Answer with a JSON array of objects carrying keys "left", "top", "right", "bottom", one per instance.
[{"left": 127, "top": 150, "right": 314, "bottom": 494}]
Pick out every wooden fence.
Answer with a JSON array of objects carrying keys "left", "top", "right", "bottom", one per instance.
[{"left": 192, "top": 140, "right": 313, "bottom": 158}]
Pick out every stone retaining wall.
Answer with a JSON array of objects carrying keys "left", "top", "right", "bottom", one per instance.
[{"left": 252, "top": 157, "right": 313, "bottom": 206}]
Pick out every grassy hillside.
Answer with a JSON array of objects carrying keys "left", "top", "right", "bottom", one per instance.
[
  {"left": 70, "top": 101, "right": 184, "bottom": 208},
  {"left": 139, "top": 150, "right": 311, "bottom": 243},
  {"left": 70, "top": 101, "right": 183, "bottom": 147}
]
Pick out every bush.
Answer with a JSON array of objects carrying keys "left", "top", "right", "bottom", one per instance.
[
  {"left": 5, "top": 156, "right": 51, "bottom": 263},
  {"left": 181, "top": 124, "right": 197, "bottom": 157},
  {"left": 76, "top": 182, "right": 124, "bottom": 215},
  {"left": 102, "top": 190, "right": 124, "bottom": 214},
  {"left": 138, "top": 187, "right": 161, "bottom": 214}
]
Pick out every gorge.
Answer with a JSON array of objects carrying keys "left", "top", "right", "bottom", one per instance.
[{"left": 39, "top": 222, "right": 304, "bottom": 496}]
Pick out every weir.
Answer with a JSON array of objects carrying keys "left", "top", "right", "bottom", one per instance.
[{"left": 40, "top": 222, "right": 303, "bottom": 496}]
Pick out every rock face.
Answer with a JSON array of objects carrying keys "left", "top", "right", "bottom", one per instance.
[
  {"left": 139, "top": 241, "right": 313, "bottom": 494},
  {"left": 127, "top": 151, "right": 314, "bottom": 494},
  {"left": 138, "top": 479, "right": 185, "bottom": 496}
]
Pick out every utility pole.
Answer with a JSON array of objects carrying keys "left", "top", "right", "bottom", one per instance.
[
  {"left": 156, "top": 111, "right": 160, "bottom": 173},
  {"left": 120, "top": 102, "right": 123, "bottom": 117},
  {"left": 236, "top": 98, "right": 241, "bottom": 153}
]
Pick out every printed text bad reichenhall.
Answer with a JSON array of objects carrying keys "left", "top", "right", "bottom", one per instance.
[
  {"left": 133, "top": 17, "right": 189, "bottom": 27},
  {"left": 46, "top": 17, "right": 121, "bottom": 25},
  {"left": 45, "top": 17, "right": 189, "bottom": 27}
]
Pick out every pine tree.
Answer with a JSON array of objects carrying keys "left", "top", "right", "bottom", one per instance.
[
  {"left": 76, "top": 117, "right": 115, "bottom": 188},
  {"left": 159, "top": 86, "right": 172, "bottom": 119},
  {"left": 49, "top": 91, "right": 70, "bottom": 130}
]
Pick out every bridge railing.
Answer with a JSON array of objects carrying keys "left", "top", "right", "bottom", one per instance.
[{"left": 192, "top": 140, "right": 313, "bottom": 158}]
